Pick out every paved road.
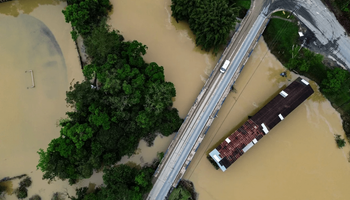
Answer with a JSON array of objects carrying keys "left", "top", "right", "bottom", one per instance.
[
  {"left": 147, "top": 1, "right": 270, "bottom": 199},
  {"left": 269, "top": 0, "right": 350, "bottom": 69},
  {"left": 147, "top": 0, "right": 350, "bottom": 199}
]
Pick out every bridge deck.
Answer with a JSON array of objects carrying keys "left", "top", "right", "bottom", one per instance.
[{"left": 147, "top": 2, "right": 271, "bottom": 200}]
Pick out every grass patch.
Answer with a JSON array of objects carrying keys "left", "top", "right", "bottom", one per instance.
[
  {"left": 236, "top": 0, "right": 251, "bottom": 9},
  {"left": 169, "top": 186, "right": 192, "bottom": 200},
  {"left": 263, "top": 18, "right": 299, "bottom": 64},
  {"left": 234, "top": 0, "right": 251, "bottom": 18},
  {"left": 272, "top": 11, "right": 295, "bottom": 20}
]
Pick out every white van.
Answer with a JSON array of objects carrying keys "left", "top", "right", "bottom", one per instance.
[{"left": 220, "top": 60, "right": 230, "bottom": 73}]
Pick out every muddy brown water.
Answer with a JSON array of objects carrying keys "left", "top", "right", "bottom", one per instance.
[
  {"left": 1, "top": 0, "right": 350, "bottom": 199},
  {"left": 183, "top": 39, "right": 350, "bottom": 200}
]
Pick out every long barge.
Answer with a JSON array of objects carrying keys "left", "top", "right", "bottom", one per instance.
[{"left": 209, "top": 77, "right": 314, "bottom": 172}]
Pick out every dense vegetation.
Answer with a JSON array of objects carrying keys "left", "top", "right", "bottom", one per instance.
[
  {"left": 37, "top": 0, "right": 182, "bottom": 185},
  {"left": 322, "top": 0, "right": 350, "bottom": 33},
  {"left": 264, "top": 18, "right": 350, "bottom": 143},
  {"left": 168, "top": 186, "right": 192, "bottom": 200},
  {"left": 170, "top": 0, "right": 245, "bottom": 54},
  {"left": 63, "top": 0, "right": 112, "bottom": 40},
  {"left": 68, "top": 164, "right": 154, "bottom": 200}
]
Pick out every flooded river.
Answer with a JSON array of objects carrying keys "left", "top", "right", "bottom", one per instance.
[
  {"left": 183, "top": 39, "right": 350, "bottom": 200},
  {"left": 1, "top": 0, "right": 350, "bottom": 199},
  {"left": 0, "top": 0, "right": 88, "bottom": 199}
]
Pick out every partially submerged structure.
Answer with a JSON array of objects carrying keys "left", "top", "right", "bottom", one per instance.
[{"left": 209, "top": 77, "right": 314, "bottom": 172}]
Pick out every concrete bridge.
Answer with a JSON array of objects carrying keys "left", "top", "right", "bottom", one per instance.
[{"left": 146, "top": 1, "right": 271, "bottom": 199}]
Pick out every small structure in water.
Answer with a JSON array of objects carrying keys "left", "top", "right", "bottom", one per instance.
[{"left": 209, "top": 77, "right": 314, "bottom": 172}]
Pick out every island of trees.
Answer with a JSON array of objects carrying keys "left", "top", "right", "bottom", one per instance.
[
  {"left": 36, "top": 0, "right": 254, "bottom": 199},
  {"left": 37, "top": 0, "right": 183, "bottom": 199}
]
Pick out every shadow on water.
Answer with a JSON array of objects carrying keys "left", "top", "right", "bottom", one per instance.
[{"left": 0, "top": 0, "right": 60, "bottom": 16}]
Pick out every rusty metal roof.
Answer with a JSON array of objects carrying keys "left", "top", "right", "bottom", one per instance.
[{"left": 210, "top": 77, "right": 314, "bottom": 171}]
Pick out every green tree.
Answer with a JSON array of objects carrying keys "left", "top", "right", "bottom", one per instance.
[
  {"left": 171, "top": 0, "right": 239, "bottom": 54},
  {"left": 84, "top": 19, "right": 124, "bottom": 66},
  {"left": 322, "top": 67, "right": 348, "bottom": 93},
  {"left": 63, "top": 0, "right": 112, "bottom": 40},
  {"left": 40, "top": 2, "right": 182, "bottom": 184},
  {"left": 69, "top": 165, "right": 154, "bottom": 200}
]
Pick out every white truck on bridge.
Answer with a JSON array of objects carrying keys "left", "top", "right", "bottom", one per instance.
[{"left": 220, "top": 60, "right": 231, "bottom": 73}]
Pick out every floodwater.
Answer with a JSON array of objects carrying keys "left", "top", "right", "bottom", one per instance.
[
  {"left": 0, "top": 0, "right": 88, "bottom": 199},
  {"left": 0, "top": 0, "right": 218, "bottom": 199},
  {"left": 1, "top": 0, "right": 350, "bottom": 200},
  {"left": 183, "top": 38, "right": 350, "bottom": 200},
  {"left": 108, "top": 0, "right": 220, "bottom": 118}
]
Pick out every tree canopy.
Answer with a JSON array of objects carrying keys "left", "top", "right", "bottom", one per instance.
[
  {"left": 69, "top": 164, "right": 154, "bottom": 200},
  {"left": 62, "top": 0, "right": 112, "bottom": 40},
  {"left": 37, "top": 39, "right": 182, "bottom": 184},
  {"left": 171, "top": 0, "right": 239, "bottom": 54},
  {"left": 38, "top": 0, "right": 183, "bottom": 185},
  {"left": 322, "top": 67, "right": 349, "bottom": 93}
]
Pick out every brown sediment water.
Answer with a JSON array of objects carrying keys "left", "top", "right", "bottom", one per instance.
[
  {"left": 0, "top": 0, "right": 218, "bottom": 199},
  {"left": 2, "top": 0, "right": 349, "bottom": 199},
  {"left": 183, "top": 38, "right": 350, "bottom": 200},
  {"left": 0, "top": 0, "right": 88, "bottom": 199},
  {"left": 108, "top": 0, "right": 220, "bottom": 118}
]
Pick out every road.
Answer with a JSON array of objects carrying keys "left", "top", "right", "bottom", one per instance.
[
  {"left": 147, "top": 0, "right": 350, "bottom": 199},
  {"left": 146, "top": 1, "right": 270, "bottom": 199},
  {"left": 269, "top": 0, "right": 350, "bottom": 69}
]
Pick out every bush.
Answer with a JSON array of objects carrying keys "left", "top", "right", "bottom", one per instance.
[
  {"left": 19, "top": 177, "right": 32, "bottom": 188},
  {"left": 335, "top": 134, "right": 346, "bottom": 148},
  {"left": 15, "top": 186, "right": 28, "bottom": 199},
  {"left": 168, "top": 186, "right": 192, "bottom": 200},
  {"left": 29, "top": 195, "right": 42, "bottom": 200}
]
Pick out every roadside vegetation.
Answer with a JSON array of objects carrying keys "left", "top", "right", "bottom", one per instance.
[
  {"left": 263, "top": 17, "right": 350, "bottom": 145},
  {"left": 271, "top": 11, "right": 295, "bottom": 20},
  {"left": 37, "top": 0, "right": 183, "bottom": 189},
  {"left": 322, "top": 0, "right": 350, "bottom": 34},
  {"left": 168, "top": 180, "right": 197, "bottom": 200},
  {"left": 169, "top": 186, "right": 191, "bottom": 200},
  {"left": 170, "top": 0, "right": 250, "bottom": 54}
]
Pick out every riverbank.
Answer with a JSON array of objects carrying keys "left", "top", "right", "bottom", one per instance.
[
  {"left": 263, "top": 15, "right": 350, "bottom": 144},
  {"left": 183, "top": 36, "right": 350, "bottom": 199}
]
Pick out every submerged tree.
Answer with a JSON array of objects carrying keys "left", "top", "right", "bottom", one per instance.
[{"left": 68, "top": 165, "right": 154, "bottom": 200}]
